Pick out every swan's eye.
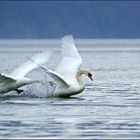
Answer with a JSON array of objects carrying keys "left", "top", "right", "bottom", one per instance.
[{"left": 88, "top": 73, "right": 92, "bottom": 77}]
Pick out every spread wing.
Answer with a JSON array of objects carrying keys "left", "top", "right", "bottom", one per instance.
[
  {"left": 55, "top": 35, "right": 83, "bottom": 83},
  {"left": 42, "top": 67, "right": 69, "bottom": 88},
  {"left": 0, "top": 73, "right": 16, "bottom": 84},
  {"left": 10, "top": 50, "right": 52, "bottom": 79},
  {"left": 29, "top": 61, "right": 69, "bottom": 88}
]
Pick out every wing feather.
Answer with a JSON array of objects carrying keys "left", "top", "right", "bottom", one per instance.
[
  {"left": 0, "top": 73, "right": 16, "bottom": 84},
  {"left": 10, "top": 50, "right": 52, "bottom": 79},
  {"left": 28, "top": 61, "right": 69, "bottom": 88},
  {"left": 55, "top": 35, "right": 82, "bottom": 82},
  {"left": 45, "top": 69, "right": 69, "bottom": 88}
]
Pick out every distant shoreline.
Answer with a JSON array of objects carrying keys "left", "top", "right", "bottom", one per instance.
[{"left": 0, "top": 39, "right": 140, "bottom": 48}]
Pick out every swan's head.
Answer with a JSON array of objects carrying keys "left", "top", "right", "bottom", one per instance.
[
  {"left": 83, "top": 69, "right": 93, "bottom": 81},
  {"left": 77, "top": 68, "right": 93, "bottom": 82}
]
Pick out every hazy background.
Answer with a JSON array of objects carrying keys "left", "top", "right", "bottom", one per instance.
[
  {"left": 0, "top": 1, "right": 140, "bottom": 39},
  {"left": 1, "top": 2, "right": 140, "bottom": 139}
]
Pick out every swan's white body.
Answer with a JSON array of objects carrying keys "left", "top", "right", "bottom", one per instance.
[
  {"left": 0, "top": 51, "right": 51, "bottom": 94},
  {"left": 35, "top": 35, "right": 93, "bottom": 97}
]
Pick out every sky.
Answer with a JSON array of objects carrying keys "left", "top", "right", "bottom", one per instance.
[{"left": 0, "top": 1, "right": 140, "bottom": 39}]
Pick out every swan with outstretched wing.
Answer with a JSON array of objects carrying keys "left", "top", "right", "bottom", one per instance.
[
  {"left": 31, "top": 35, "right": 93, "bottom": 97},
  {"left": 0, "top": 51, "right": 52, "bottom": 94}
]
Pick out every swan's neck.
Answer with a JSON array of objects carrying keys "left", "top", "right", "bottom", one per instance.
[{"left": 76, "top": 70, "right": 85, "bottom": 85}]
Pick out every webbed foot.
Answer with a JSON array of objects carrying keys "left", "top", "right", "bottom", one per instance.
[{"left": 16, "top": 89, "right": 24, "bottom": 94}]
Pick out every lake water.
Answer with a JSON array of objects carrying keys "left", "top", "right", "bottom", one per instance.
[{"left": 0, "top": 40, "right": 140, "bottom": 139}]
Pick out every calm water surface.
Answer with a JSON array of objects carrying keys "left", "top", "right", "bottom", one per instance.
[{"left": 0, "top": 44, "right": 140, "bottom": 139}]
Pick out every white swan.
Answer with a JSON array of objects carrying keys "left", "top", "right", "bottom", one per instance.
[
  {"left": 0, "top": 51, "right": 52, "bottom": 94},
  {"left": 31, "top": 35, "right": 93, "bottom": 97}
]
